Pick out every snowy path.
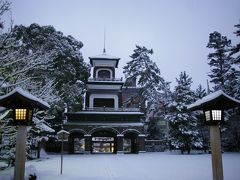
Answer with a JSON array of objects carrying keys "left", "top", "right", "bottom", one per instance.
[{"left": 1, "top": 152, "right": 240, "bottom": 180}]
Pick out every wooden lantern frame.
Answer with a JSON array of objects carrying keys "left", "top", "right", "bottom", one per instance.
[
  {"left": 188, "top": 90, "right": 240, "bottom": 126},
  {"left": 0, "top": 87, "right": 50, "bottom": 126},
  {"left": 203, "top": 109, "right": 224, "bottom": 125}
]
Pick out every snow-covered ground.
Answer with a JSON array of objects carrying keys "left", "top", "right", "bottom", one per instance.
[{"left": 1, "top": 151, "right": 240, "bottom": 180}]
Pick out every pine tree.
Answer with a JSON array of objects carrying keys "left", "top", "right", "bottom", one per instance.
[
  {"left": 229, "top": 23, "right": 240, "bottom": 99},
  {"left": 230, "top": 23, "right": 240, "bottom": 64},
  {"left": 167, "top": 72, "right": 201, "bottom": 154},
  {"left": 194, "top": 85, "right": 209, "bottom": 152},
  {"left": 0, "top": 110, "right": 55, "bottom": 162},
  {"left": 225, "top": 66, "right": 240, "bottom": 97},
  {"left": 207, "top": 31, "right": 232, "bottom": 91},
  {"left": 221, "top": 23, "right": 240, "bottom": 151},
  {"left": 123, "top": 45, "right": 170, "bottom": 139},
  {"left": 0, "top": 113, "right": 16, "bottom": 165},
  {"left": 123, "top": 45, "right": 165, "bottom": 104},
  {"left": 0, "top": 0, "right": 11, "bottom": 30},
  {"left": 206, "top": 25, "right": 240, "bottom": 151},
  {"left": 194, "top": 85, "right": 206, "bottom": 100}
]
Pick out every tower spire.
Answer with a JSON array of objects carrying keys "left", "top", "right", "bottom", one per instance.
[{"left": 103, "top": 26, "right": 106, "bottom": 54}]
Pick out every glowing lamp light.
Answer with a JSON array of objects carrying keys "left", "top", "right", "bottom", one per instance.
[
  {"left": 14, "top": 108, "right": 33, "bottom": 125},
  {"left": 0, "top": 87, "right": 50, "bottom": 126},
  {"left": 204, "top": 109, "right": 223, "bottom": 125}
]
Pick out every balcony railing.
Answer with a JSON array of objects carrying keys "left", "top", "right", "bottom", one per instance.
[
  {"left": 88, "top": 77, "right": 123, "bottom": 82},
  {"left": 84, "top": 107, "right": 140, "bottom": 112}
]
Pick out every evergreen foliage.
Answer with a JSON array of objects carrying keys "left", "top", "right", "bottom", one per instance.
[
  {"left": 230, "top": 23, "right": 240, "bottom": 64},
  {"left": 123, "top": 45, "right": 165, "bottom": 103},
  {"left": 0, "top": 22, "right": 89, "bottom": 161},
  {"left": 193, "top": 85, "right": 209, "bottom": 152},
  {"left": 0, "top": 0, "right": 10, "bottom": 29},
  {"left": 207, "top": 31, "right": 232, "bottom": 91},
  {"left": 0, "top": 113, "right": 16, "bottom": 163},
  {"left": 0, "top": 23, "right": 90, "bottom": 110},
  {"left": 207, "top": 23, "right": 240, "bottom": 151},
  {"left": 167, "top": 72, "right": 202, "bottom": 154},
  {"left": 123, "top": 45, "right": 171, "bottom": 139}
]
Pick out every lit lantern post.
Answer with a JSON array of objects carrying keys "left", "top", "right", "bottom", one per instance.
[
  {"left": 188, "top": 90, "right": 240, "bottom": 180},
  {"left": 0, "top": 87, "right": 50, "bottom": 180},
  {"left": 57, "top": 129, "right": 69, "bottom": 175}
]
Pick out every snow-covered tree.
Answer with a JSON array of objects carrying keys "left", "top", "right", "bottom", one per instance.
[
  {"left": 229, "top": 23, "right": 240, "bottom": 99},
  {"left": 0, "top": 0, "right": 11, "bottom": 30},
  {"left": 123, "top": 45, "right": 165, "bottom": 104},
  {"left": 0, "top": 23, "right": 90, "bottom": 161},
  {"left": 224, "top": 66, "right": 240, "bottom": 97},
  {"left": 146, "top": 81, "right": 172, "bottom": 139},
  {"left": 0, "top": 111, "right": 16, "bottom": 164},
  {"left": 0, "top": 0, "right": 11, "bottom": 96},
  {"left": 0, "top": 110, "right": 55, "bottom": 162},
  {"left": 194, "top": 85, "right": 206, "bottom": 100},
  {"left": 167, "top": 72, "right": 202, "bottom": 154},
  {"left": 206, "top": 26, "right": 240, "bottom": 151},
  {"left": 207, "top": 31, "right": 232, "bottom": 91},
  {"left": 230, "top": 23, "right": 240, "bottom": 64},
  {"left": 193, "top": 85, "right": 209, "bottom": 152},
  {"left": 123, "top": 45, "right": 171, "bottom": 139},
  {"left": 222, "top": 23, "right": 240, "bottom": 150},
  {"left": 0, "top": 23, "right": 90, "bottom": 110}
]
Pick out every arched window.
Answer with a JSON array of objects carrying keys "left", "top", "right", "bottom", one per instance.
[{"left": 98, "top": 70, "right": 111, "bottom": 79}]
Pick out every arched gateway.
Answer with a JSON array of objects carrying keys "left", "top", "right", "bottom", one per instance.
[
  {"left": 64, "top": 51, "right": 146, "bottom": 154},
  {"left": 91, "top": 129, "right": 117, "bottom": 154}
]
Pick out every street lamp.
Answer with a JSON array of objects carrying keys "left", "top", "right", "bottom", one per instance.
[
  {"left": 0, "top": 87, "right": 50, "bottom": 180},
  {"left": 57, "top": 129, "right": 69, "bottom": 175},
  {"left": 188, "top": 90, "right": 240, "bottom": 180}
]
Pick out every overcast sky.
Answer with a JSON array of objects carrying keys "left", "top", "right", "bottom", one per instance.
[{"left": 9, "top": 0, "right": 240, "bottom": 89}]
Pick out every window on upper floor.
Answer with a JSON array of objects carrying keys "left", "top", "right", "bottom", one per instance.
[
  {"left": 93, "top": 98, "right": 114, "bottom": 108},
  {"left": 98, "top": 70, "right": 111, "bottom": 79}
]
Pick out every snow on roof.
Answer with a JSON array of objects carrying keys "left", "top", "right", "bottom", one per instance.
[
  {"left": 89, "top": 53, "right": 120, "bottom": 60},
  {"left": 36, "top": 123, "right": 55, "bottom": 133},
  {"left": 0, "top": 87, "right": 50, "bottom": 109},
  {"left": 57, "top": 129, "right": 70, "bottom": 135},
  {"left": 188, "top": 90, "right": 240, "bottom": 110}
]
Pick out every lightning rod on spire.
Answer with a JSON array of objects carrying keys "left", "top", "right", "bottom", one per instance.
[{"left": 103, "top": 26, "right": 106, "bottom": 54}]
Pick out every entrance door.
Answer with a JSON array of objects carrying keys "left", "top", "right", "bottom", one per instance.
[
  {"left": 124, "top": 132, "right": 139, "bottom": 153},
  {"left": 91, "top": 130, "right": 117, "bottom": 154},
  {"left": 92, "top": 137, "right": 114, "bottom": 153},
  {"left": 123, "top": 138, "right": 132, "bottom": 153},
  {"left": 74, "top": 138, "right": 85, "bottom": 153}
]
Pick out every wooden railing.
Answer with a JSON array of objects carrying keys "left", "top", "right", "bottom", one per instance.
[
  {"left": 84, "top": 107, "right": 140, "bottom": 112},
  {"left": 88, "top": 77, "right": 123, "bottom": 82}
]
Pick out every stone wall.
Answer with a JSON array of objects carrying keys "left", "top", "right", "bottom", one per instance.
[{"left": 145, "top": 140, "right": 167, "bottom": 152}]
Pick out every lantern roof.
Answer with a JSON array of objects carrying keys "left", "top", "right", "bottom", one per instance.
[
  {"left": 57, "top": 129, "right": 70, "bottom": 135},
  {"left": 188, "top": 90, "right": 240, "bottom": 111},
  {"left": 0, "top": 87, "right": 50, "bottom": 110}
]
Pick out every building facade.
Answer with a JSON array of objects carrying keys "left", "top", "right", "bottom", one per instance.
[{"left": 64, "top": 52, "right": 146, "bottom": 154}]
